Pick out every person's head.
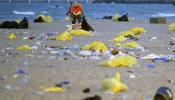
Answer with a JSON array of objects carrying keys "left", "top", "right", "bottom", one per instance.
[{"left": 73, "top": 1, "right": 79, "bottom": 7}]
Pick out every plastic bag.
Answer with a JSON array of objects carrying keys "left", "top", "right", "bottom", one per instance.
[
  {"left": 118, "top": 31, "right": 134, "bottom": 37},
  {"left": 100, "top": 55, "right": 137, "bottom": 67},
  {"left": 70, "top": 29, "right": 91, "bottom": 36},
  {"left": 7, "top": 33, "right": 17, "bottom": 39},
  {"left": 42, "top": 86, "right": 64, "bottom": 92},
  {"left": 113, "top": 36, "right": 127, "bottom": 42},
  {"left": 130, "top": 27, "right": 146, "bottom": 35},
  {"left": 101, "top": 72, "right": 128, "bottom": 93},
  {"left": 38, "top": 15, "right": 53, "bottom": 23},
  {"left": 169, "top": 23, "right": 175, "bottom": 31},
  {"left": 82, "top": 41, "right": 108, "bottom": 52},
  {"left": 16, "top": 45, "right": 32, "bottom": 51},
  {"left": 124, "top": 41, "right": 140, "bottom": 48},
  {"left": 56, "top": 31, "right": 73, "bottom": 41}
]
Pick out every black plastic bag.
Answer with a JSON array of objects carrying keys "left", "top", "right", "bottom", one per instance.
[{"left": 81, "top": 17, "right": 94, "bottom": 31}]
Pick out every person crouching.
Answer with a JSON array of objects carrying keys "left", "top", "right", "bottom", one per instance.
[{"left": 70, "top": 2, "right": 84, "bottom": 30}]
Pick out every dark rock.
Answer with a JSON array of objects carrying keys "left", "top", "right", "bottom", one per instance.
[
  {"left": 118, "top": 13, "right": 129, "bottom": 21},
  {"left": 83, "top": 95, "right": 102, "bottom": 100},
  {"left": 102, "top": 15, "right": 113, "bottom": 19},
  {"left": 83, "top": 88, "right": 90, "bottom": 93},
  {"left": 34, "top": 16, "right": 45, "bottom": 23}
]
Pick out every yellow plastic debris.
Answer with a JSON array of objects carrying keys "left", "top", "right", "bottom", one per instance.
[
  {"left": 115, "top": 43, "right": 122, "bottom": 47},
  {"left": 38, "top": 15, "right": 53, "bottom": 23},
  {"left": 16, "top": 45, "right": 32, "bottom": 51},
  {"left": 130, "top": 27, "right": 146, "bottom": 35},
  {"left": 82, "top": 41, "right": 108, "bottom": 52},
  {"left": 101, "top": 72, "right": 128, "bottom": 93},
  {"left": 7, "top": 33, "right": 17, "bottom": 39},
  {"left": 49, "top": 36, "right": 56, "bottom": 40},
  {"left": 43, "top": 86, "right": 64, "bottom": 92},
  {"left": 56, "top": 31, "right": 73, "bottom": 41},
  {"left": 113, "top": 36, "right": 127, "bottom": 42},
  {"left": 169, "top": 23, "right": 175, "bottom": 31},
  {"left": 100, "top": 55, "right": 137, "bottom": 67},
  {"left": 117, "top": 31, "right": 134, "bottom": 37},
  {"left": 70, "top": 29, "right": 91, "bottom": 36},
  {"left": 124, "top": 41, "right": 140, "bottom": 48},
  {"left": 112, "top": 14, "right": 121, "bottom": 22}
]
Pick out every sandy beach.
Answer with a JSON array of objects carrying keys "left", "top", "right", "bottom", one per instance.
[{"left": 0, "top": 19, "right": 175, "bottom": 100}]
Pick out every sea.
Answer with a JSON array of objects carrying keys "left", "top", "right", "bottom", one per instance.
[{"left": 0, "top": 2, "right": 175, "bottom": 21}]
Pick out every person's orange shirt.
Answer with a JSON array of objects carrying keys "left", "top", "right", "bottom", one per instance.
[{"left": 71, "top": 4, "right": 83, "bottom": 15}]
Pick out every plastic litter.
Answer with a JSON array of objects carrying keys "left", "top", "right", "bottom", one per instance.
[
  {"left": 16, "top": 45, "right": 32, "bottom": 51},
  {"left": 56, "top": 31, "right": 73, "bottom": 41},
  {"left": 140, "top": 54, "right": 160, "bottom": 60},
  {"left": 70, "top": 29, "right": 91, "bottom": 36},
  {"left": 100, "top": 55, "right": 137, "bottom": 68},
  {"left": 169, "top": 23, "right": 175, "bottom": 31},
  {"left": 42, "top": 86, "right": 64, "bottom": 92},
  {"left": 154, "top": 87, "right": 173, "bottom": 100},
  {"left": 101, "top": 72, "right": 128, "bottom": 93},
  {"left": 124, "top": 41, "right": 140, "bottom": 48},
  {"left": 147, "top": 64, "right": 155, "bottom": 68},
  {"left": 130, "top": 27, "right": 146, "bottom": 35},
  {"left": 82, "top": 41, "right": 108, "bottom": 52},
  {"left": 148, "top": 36, "right": 157, "bottom": 41},
  {"left": 117, "top": 31, "right": 134, "bottom": 37},
  {"left": 79, "top": 50, "right": 92, "bottom": 56},
  {"left": 113, "top": 36, "right": 127, "bottom": 42},
  {"left": 7, "top": 33, "right": 17, "bottom": 39},
  {"left": 16, "top": 69, "right": 29, "bottom": 75}
]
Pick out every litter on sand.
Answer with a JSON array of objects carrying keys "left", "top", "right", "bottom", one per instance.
[
  {"left": 16, "top": 45, "right": 32, "bottom": 51},
  {"left": 41, "top": 86, "right": 64, "bottom": 92},
  {"left": 100, "top": 55, "right": 137, "bottom": 68},
  {"left": 56, "top": 31, "right": 73, "bottom": 41},
  {"left": 7, "top": 33, "right": 17, "bottom": 39},
  {"left": 169, "top": 23, "right": 175, "bottom": 31},
  {"left": 113, "top": 36, "right": 127, "bottom": 42},
  {"left": 101, "top": 72, "right": 128, "bottom": 93},
  {"left": 130, "top": 27, "right": 146, "bottom": 35},
  {"left": 82, "top": 41, "right": 108, "bottom": 52},
  {"left": 70, "top": 29, "right": 91, "bottom": 36},
  {"left": 124, "top": 41, "right": 140, "bottom": 48}
]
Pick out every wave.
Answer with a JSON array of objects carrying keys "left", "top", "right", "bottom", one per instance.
[
  {"left": 151, "top": 12, "right": 175, "bottom": 17},
  {"left": 13, "top": 10, "right": 35, "bottom": 15}
]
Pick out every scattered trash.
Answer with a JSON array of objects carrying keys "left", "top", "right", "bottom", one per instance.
[
  {"left": 82, "top": 95, "right": 102, "bottom": 100},
  {"left": 129, "top": 74, "right": 136, "bottom": 79},
  {"left": 82, "top": 88, "right": 90, "bottom": 93},
  {"left": 101, "top": 72, "right": 128, "bottom": 93},
  {"left": 16, "top": 45, "right": 32, "bottom": 51},
  {"left": 82, "top": 41, "right": 108, "bottom": 52},
  {"left": 16, "top": 69, "right": 29, "bottom": 75},
  {"left": 130, "top": 27, "right": 146, "bottom": 35},
  {"left": 100, "top": 55, "right": 137, "bottom": 68},
  {"left": 70, "top": 29, "right": 91, "bottom": 36},
  {"left": 154, "top": 86, "right": 173, "bottom": 100},
  {"left": 148, "top": 36, "right": 157, "bottom": 41},
  {"left": 56, "top": 31, "right": 73, "bottom": 41},
  {"left": 124, "top": 41, "right": 140, "bottom": 48},
  {"left": 169, "top": 23, "right": 175, "bottom": 31},
  {"left": 112, "top": 36, "right": 127, "bottom": 42},
  {"left": 55, "top": 81, "right": 69, "bottom": 87},
  {"left": 42, "top": 86, "right": 64, "bottom": 92},
  {"left": 147, "top": 64, "right": 155, "bottom": 68},
  {"left": 7, "top": 33, "right": 17, "bottom": 39}
]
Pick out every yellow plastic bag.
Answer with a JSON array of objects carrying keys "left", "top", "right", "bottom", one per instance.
[
  {"left": 118, "top": 31, "right": 134, "bottom": 37},
  {"left": 42, "top": 86, "right": 64, "bottom": 92},
  {"left": 38, "top": 15, "right": 53, "bottom": 23},
  {"left": 100, "top": 55, "right": 137, "bottom": 67},
  {"left": 101, "top": 72, "right": 128, "bottom": 93},
  {"left": 115, "top": 43, "right": 122, "bottom": 47},
  {"left": 7, "top": 33, "right": 17, "bottom": 39},
  {"left": 124, "top": 41, "right": 140, "bottom": 48},
  {"left": 49, "top": 36, "right": 56, "bottom": 40},
  {"left": 169, "top": 23, "right": 175, "bottom": 31},
  {"left": 56, "top": 31, "right": 73, "bottom": 41},
  {"left": 112, "top": 14, "right": 121, "bottom": 22},
  {"left": 16, "top": 45, "right": 32, "bottom": 51},
  {"left": 82, "top": 41, "right": 108, "bottom": 52},
  {"left": 70, "top": 29, "right": 91, "bottom": 36},
  {"left": 130, "top": 27, "right": 146, "bottom": 35},
  {"left": 113, "top": 36, "right": 127, "bottom": 42}
]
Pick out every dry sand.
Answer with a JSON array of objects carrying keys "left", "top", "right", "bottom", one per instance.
[{"left": 0, "top": 19, "right": 175, "bottom": 100}]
